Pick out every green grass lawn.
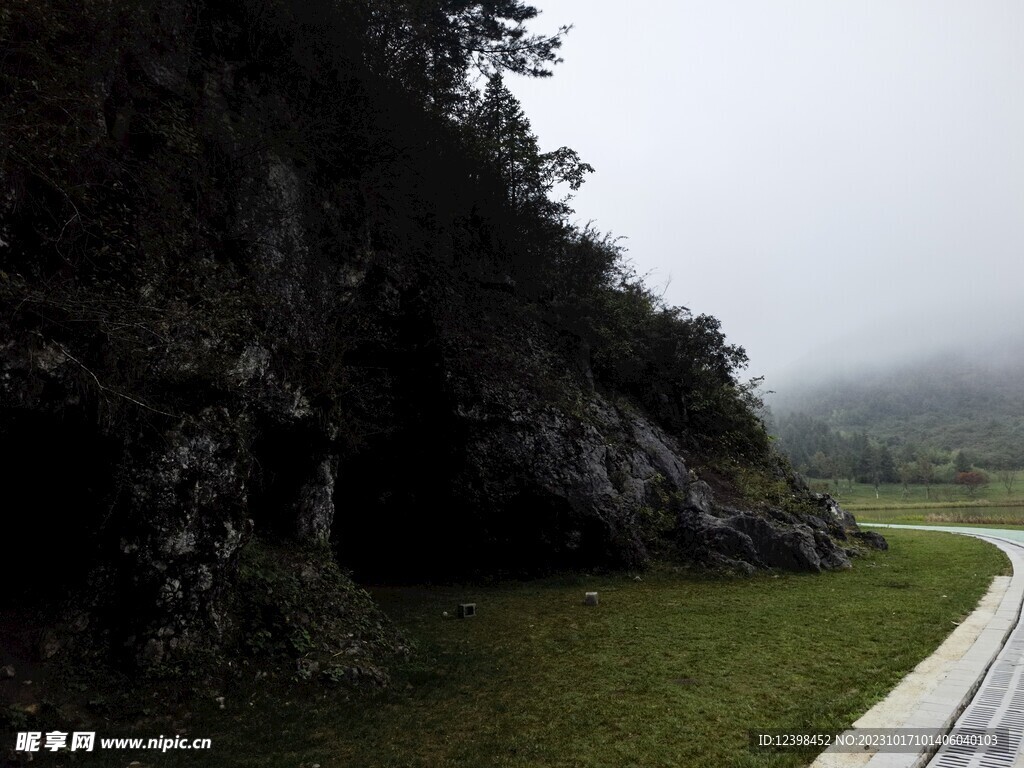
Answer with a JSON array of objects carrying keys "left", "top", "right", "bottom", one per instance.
[{"left": 110, "top": 529, "right": 1009, "bottom": 768}]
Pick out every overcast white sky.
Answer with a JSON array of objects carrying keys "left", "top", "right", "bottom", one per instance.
[{"left": 510, "top": 1, "right": 1024, "bottom": 386}]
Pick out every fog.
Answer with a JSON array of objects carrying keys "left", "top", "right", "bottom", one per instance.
[{"left": 510, "top": 1, "right": 1024, "bottom": 388}]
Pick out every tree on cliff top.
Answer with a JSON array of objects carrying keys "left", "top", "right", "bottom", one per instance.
[
  {"left": 473, "top": 74, "right": 593, "bottom": 215},
  {"left": 364, "top": 0, "right": 570, "bottom": 111}
]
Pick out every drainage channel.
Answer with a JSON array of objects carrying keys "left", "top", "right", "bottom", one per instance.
[{"left": 929, "top": 535, "right": 1024, "bottom": 768}]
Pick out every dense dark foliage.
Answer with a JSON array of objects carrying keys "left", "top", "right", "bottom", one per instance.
[
  {"left": 0, "top": 0, "right": 820, "bottom": 680},
  {"left": 1, "top": 0, "right": 769, "bottom": 493}
]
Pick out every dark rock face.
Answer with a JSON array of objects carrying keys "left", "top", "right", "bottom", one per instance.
[
  {"left": 295, "top": 456, "right": 338, "bottom": 543},
  {"left": 853, "top": 530, "right": 889, "bottom": 550},
  {"left": 727, "top": 515, "right": 834, "bottom": 571},
  {"left": 120, "top": 408, "right": 252, "bottom": 666},
  {"left": 451, "top": 397, "right": 689, "bottom": 571},
  {"left": 677, "top": 490, "right": 872, "bottom": 574},
  {"left": 685, "top": 480, "right": 715, "bottom": 515},
  {"left": 1, "top": 299, "right": 880, "bottom": 667},
  {"left": 0, "top": 0, "right": 884, "bottom": 675}
]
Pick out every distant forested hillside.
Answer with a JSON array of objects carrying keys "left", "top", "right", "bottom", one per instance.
[{"left": 769, "top": 348, "right": 1024, "bottom": 482}]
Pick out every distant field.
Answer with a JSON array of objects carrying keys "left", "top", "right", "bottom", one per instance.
[
  {"left": 812, "top": 480, "right": 1024, "bottom": 525},
  {"left": 854, "top": 505, "right": 1024, "bottom": 527},
  {"left": 137, "top": 530, "right": 1008, "bottom": 768},
  {"left": 807, "top": 480, "right": 1024, "bottom": 510}
]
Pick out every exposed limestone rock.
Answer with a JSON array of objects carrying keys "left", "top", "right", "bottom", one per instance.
[
  {"left": 685, "top": 480, "right": 714, "bottom": 515},
  {"left": 677, "top": 486, "right": 866, "bottom": 573},
  {"left": 451, "top": 390, "right": 872, "bottom": 574},
  {"left": 121, "top": 408, "right": 252, "bottom": 666},
  {"left": 295, "top": 456, "right": 338, "bottom": 543},
  {"left": 854, "top": 530, "right": 889, "bottom": 550},
  {"left": 453, "top": 395, "right": 691, "bottom": 569}
]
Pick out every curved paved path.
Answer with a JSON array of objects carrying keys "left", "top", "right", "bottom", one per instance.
[{"left": 813, "top": 525, "right": 1024, "bottom": 768}]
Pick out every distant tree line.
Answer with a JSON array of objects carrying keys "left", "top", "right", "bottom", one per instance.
[
  {"left": 772, "top": 411, "right": 1021, "bottom": 496},
  {"left": 769, "top": 357, "right": 1024, "bottom": 480}
]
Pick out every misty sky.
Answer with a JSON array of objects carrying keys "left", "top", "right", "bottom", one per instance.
[{"left": 510, "top": 1, "right": 1024, "bottom": 386}]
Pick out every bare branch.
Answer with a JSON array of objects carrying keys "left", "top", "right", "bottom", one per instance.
[{"left": 52, "top": 341, "right": 182, "bottom": 421}]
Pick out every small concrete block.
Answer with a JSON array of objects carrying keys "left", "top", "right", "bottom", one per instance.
[
  {"left": 584, "top": 592, "right": 599, "bottom": 606},
  {"left": 458, "top": 603, "right": 476, "bottom": 619}
]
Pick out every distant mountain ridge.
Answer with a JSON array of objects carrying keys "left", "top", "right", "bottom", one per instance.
[{"left": 769, "top": 345, "right": 1024, "bottom": 467}]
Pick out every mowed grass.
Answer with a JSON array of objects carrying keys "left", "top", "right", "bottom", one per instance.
[{"left": 144, "top": 530, "right": 1007, "bottom": 768}]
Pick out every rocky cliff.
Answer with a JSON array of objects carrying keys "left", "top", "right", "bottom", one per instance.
[{"left": 0, "top": 0, "right": 882, "bottom": 678}]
